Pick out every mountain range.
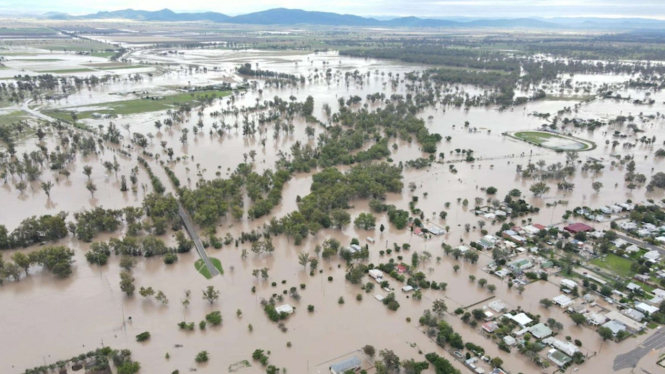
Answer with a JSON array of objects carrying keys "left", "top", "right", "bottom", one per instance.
[{"left": 42, "top": 8, "right": 665, "bottom": 29}]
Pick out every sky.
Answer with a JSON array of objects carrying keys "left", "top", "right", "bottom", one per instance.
[{"left": 2, "top": 0, "right": 665, "bottom": 19}]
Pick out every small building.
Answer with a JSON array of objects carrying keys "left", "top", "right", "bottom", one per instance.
[
  {"left": 488, "top": 300, "right": 507, "bottom": 313},
  {"left": 568, "top": 304, "right": 587, "bottom": 314},
  {"left": 503, "top": 336, "right": 517, "bottom": 346},
  {"left": 428, "top": 226, "right": 445, "bottom": 236},
  {"left": 626, "top": 282, "right": 642, "bottom": 293},
  {"left": 502, "top": 230, "right": 527, "bottom": 244},
  {"left": 547, "top": 349, "right": 572, "bottom": 367},
  {"left": 348, "top": 244, "right": 362, "bottom": 254},
  {"left": 523, "top": 225, "right": 540, "bottom": 236},
  {"left": 602, "top": 320, "right": 626, "bottom": 336},
  {"left": 330, "top": 356, "right": 361, "bottom": 374},
  {"left": 624, "top": 244, "right": 640, "bottom": 254},
  {"left": 560, "top": 279, "right": 578, "bottom": 290},
  {"left": 584, "top": 313, "right": 607, "bottom": 326},
  {"left": 494, "top": 268, "right": 512, "bottom": 279},
  {"left": 369, "top": 269, "right": 383, "bottom": 280},
  {"left": 542, "top": 337, "right": 580, "bottom": 357},
  {"left": 509, "top": 258, "right": 533, "bottom": 274},
  {"left": 643, "top": 250, "right": 661, "bottom": 262},
  {"left": 395, "top": 265, "right": 407, "bottom": 275},
  {"left": 621, "top": 308, "right": 645, "bottom": 322},
  {"left": 635, "top": 302, "right": 658, "bottom": 315},
  {"left": 509, "top": 312, "right": 533, "bottom": 327},
  {"left": 482, "top": 321, "right": 499, "bottom": 333},
  {"left": 458, "top": 245, "right": 470, "bottom": 253},
  {"left": 401, "top": 286, "right": 414, "bottom": 293},
  {"left": 490, "top": 369, "right": 508, "bottom": 374},
  {"left": 553, "top": 294, "right": 573, "bottom": 308},
  {"left": 529, "top": 323, "right": 553, "bottom": 339},
  {"left": 605, "top": 311, "right": 644, "bottom": 332},
  {"left": 367, "top": 237, "right": 375, "bottom": 244},
  {"left": 564, "top": 223, "right": 594, "bottom": 234},
  {"left": 275, "top": 304, "right": 294, "bottom": 315}
]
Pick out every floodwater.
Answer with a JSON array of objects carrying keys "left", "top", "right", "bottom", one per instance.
[{"left": 1, "top": 47, "right": 665, "bottom": 374}]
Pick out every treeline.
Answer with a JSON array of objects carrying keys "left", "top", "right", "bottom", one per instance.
[
  {"left": 264, "top": 163, "right": 403, "bottom": 244},
  {"left": 237, "top": 63, "right": 300, "bottom": 81}
]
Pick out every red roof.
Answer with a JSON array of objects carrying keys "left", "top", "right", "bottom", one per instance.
[
  {"left": 564, "top": 223, "right": 594, "bottom": 233},
  {"left": 396, "top": 265, "right": 407, "bottom": 274},
  {"left": 533, "top": 224, "right": 546, "bottom": 230}
]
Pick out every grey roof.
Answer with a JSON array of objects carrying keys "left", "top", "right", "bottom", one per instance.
[{"left": 330, "top": 356, "right": 361, "bottom": 373}]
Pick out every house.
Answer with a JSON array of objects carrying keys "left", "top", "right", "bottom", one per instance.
[
  {"left": 479, "top": 235, "right": 499, "bottom": 249},
  {"left": 624, "top": 244, "right": 640, "bottom": 254},
  {"left": 275, "top": 304, "right": 294, "bottom": 315},
  {"left": 643, "top": 250, "right": 660, "bottom": 262},
  {"left": 656, "top": 236, "right": 665, "bottom": 244},
  {"left": 542, "top": 337, "right": 580, "bottom": 357},
  {"left": 605, "top": 311, "right": 645, "bottom": 332},
  {"left": 428, "top": 226, "right": 445, "bottom": 236},
  {"left": 610, "top": 205, "right": 624, "bottom": 214},
  {"left": 619, "top": 222, "right": 638, "bottom": 231},
  {"left": 560, "top": 279, "right": 578, "bottom": 290},
  {"left": 330, "top": 356, "right": 361, "bottom": 374},
  {"left": 619, "top": 203, "right": 635, "bottom": 211},
  {"left": 634, "top": 274, "right": 650, "bottom": 283},
  {"left": 564, "top": 223, "right": 594, "bottom": 234},
  {"left": 626, "top": 282, "right": 642, "bottom": 293},
  {"left": 509, "top": 258, "right": 533, "bottom": 274},
  {"left": 503, "top": 336, "right": 517, "bottom": 346},
  {"left": 653, "top": 289, "right": 665, "bottom": 298},
  {"left": 494, "top": 268, "right": 512, "bottom": 279},
  {"left": 568, "top": 304, "right": 587, "bottom": 314},
  {"left": 635, "top": 302, "right": 659, "bottom": 315},
  {"left": 553, "top": 294, "right": 573, "bottom": 308},
  {"left": 582, "top": 294, "right": 595, "bottom": 303},
  {"left": 369, "top": 269, "right": 383, "bottom": 280},
  {"left": 636, "top": 229, "right": 651, "bottom": 238},
  {"left": 457, "top": 245, "right": 470, "bottom": 253},
  {"left": 502, "top": 230, "right": 526, "bottom": 244},
  {"left": 367, "top": 237, "right": 375, "bottom": 244},
  {"left": 395, "top": 265, "right": 407, "bottom": 275},
  {"left": 482, "top": 321, "right": 499, "bottom": 333},
  {"left": 602, "top": 320, "right": 626, "bottom": 336},
  {"left": 547, "top": 349, "right": 572, "bottom": 367},
  {"left": 401, "top": 286, "right": 414, "bottom": 293},
  {"left": 348, "top": 244, "right": 362, "bottom": 254},
  {"left": 523, "top": 225, "right": 540, "bottom": 236},
  {"left": 508, "top": 312, "right": 533, "bottom": 327},
  {"left": 529, "top": 323, "right": 553, "bottom": 339},
  {"left": 599, "top": 206, "right": 612, "bottom": 215},
  {"left": 490, "top": 369, "right": 508, "bottom": 374},
  {"left": 584, "top": 313, "right": 607, "bottom": 326},
  {"left": 533, "top": 224, "right": 546, "bottom": 230},
  {"left": 621, "top": 308, "right": 645, "bottom": 322}
]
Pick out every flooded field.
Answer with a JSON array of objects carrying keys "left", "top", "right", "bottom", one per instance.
[{"left": 1, "top": 25, "right": 665, "bottom": 374}]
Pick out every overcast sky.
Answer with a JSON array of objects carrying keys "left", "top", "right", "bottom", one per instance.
[{"left": 3, "top": 0, "right": 665, "bottom": 19}]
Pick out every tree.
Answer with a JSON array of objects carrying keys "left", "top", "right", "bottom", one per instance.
[
  {"left": 490, "top": 357, "right": 503, "bottom": 369},
  {"left": 86, "top": 181, "right": 97, "bottom": 197},
  {"left": 571, "top": 313, "right": 586, "bottom": 325},
  {"left": 363, "top": 345, "right": 376, "bottom": 358},
  {"left": 592, "top": 181, "right": 603, "bottom": 193},
  {"left": 41, "top": 181, "right": 54, "bottom": 198},
  {"left": 139, "top": 286, "right": 155, "bottom": 298},
  {"left": 598, "top": 326, "right": 614, "bottom": 341},
  {"left": 487, "top": 284, "right": 496, "bottom": 293},
  {"left": 202, "top": 285, "right": 220, "bottom": 304},
  {"left": 120, "top": 271, "right": 135, "bottom": 296},
  {"left": 298, "top": 252, "right": 311, "bottom": 270},
  {"left": 412, "top": 252, "right": 420, "bottom": 268},
  {"left": 539, "top": 298, "right": 554, "bottom": 309},
  {"left": 530, "top": 182, "right": 550, "bottom": 197},
  {"left": 478, "top": 278, "right": 487, "bottom": 288},
  {"left": 83, "top": 165, "right": 93, "bottom": 180},
  {"left": 453, "top": 264, "right": 460, "bottom": 272},
  {"left": 4, "top": 262, "right": 21, "bottom": 281},
  {"left": 379, "top": 349, "right": 400, "bottom": 372},
  {"left": 354, "top": 213, "right": 377, "bottom": 230},
  {"left": 120, "top": 256, "right": 137, "bottom": 271},
  {"left": 380, "top": 224, "right": 385, "bottom": 233},
  {"left": 155, "top": 291, "right": 168, "bottom": 305},
  {"left": 432, "top": 299, "right": 447, "bottom": 316},
  {"left": 517, "top": 285, "right": 525, "bottom": 294},
  {"left": 12, "top": 252, "right": 32, "bottom": 275}
]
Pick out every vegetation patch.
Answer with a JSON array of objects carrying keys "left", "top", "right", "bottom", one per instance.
[
  {"left": 590, "top": 254, "right": 636, "bottom": 278},
  {"left": 509, "top": 130, "right": 593, "bottom": 151},
  {"left": 195, "top": 257, "right": 223, "bottom": 279}
]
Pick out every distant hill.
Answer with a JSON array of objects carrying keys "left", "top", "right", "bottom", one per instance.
[{"left": 43, "top": 8, "right": 665, "bottom": 29}]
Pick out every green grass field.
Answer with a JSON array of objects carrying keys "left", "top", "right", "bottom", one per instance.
[
  {"left": 590, "top": 253, "right": 635, "bottom": 278},
  {"left": 0, "top": 110, "right": 29, "bottom": 126},
  {"left": 512, "top": 131, "right": 592, "bottom": 151},
  {"left": 195, "top": 257, "right": 223, "bottom": 279},
  {"left": 47, "top": 90, "right": 231, "bottom": 121},
  {"left": 37, "top": 68, "right": 94, "bottom": 74}
]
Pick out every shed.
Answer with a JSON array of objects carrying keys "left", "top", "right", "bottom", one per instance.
[
  {"left": 275, "top": 304, "right": 294, "bottom": 315},
  {"left": 503, "top": 336, "right": 516, "bottom": 346},
  {"left": 369, "top": 269, "right": 383, "bottom": 280},
  {"left": 553, "top": 294, "right": 573, "bottom": 308},
  {"left": 401, "top": 286, "right": 414, "bottom": 292},
  {"left": 635, "top": 302, "right": 658, "bottom": 315}
]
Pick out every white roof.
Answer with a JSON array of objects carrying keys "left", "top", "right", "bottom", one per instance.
[
  {"left": 402, "top": 286, "right": 414, "bottom": 292},
  {"left": 644, "top": 250, "right": 661, "bottom": 261},
  {"left": 369, "top": 269, "right": 383, "bottom": 278},
  {"left": 275, "top": 304, "right": 294, "bottom": 314},
  {"left": 560, "top": 279, "right": 577, "bottom": 289},
  {"left": 503, "top": 336, "right": 516, "bottom": 345},
  {"left": 553, "top": 294, "right": 573, "bottom": 307},
  {"left": 374, "top": 294, "right": 385, "bottom": 301},
  {"left": 510, "top": 313, "right": 533, "bottom": 327},
  {"left": 635, "top": 302, "right": 659, "bottom": 315},
  {"left": 488, "top": 300, "right": 507, "bottom": 312},
  {"left": 653, "top": 289, "right": 665, "bottom": 298}
]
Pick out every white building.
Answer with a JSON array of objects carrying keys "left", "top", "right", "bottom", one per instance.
[
  {"left": 635, "top": 302, "right": 659, "bottom": 315},
  {"left": 553, "top": 295, "right": 573, "bottom": 308}
]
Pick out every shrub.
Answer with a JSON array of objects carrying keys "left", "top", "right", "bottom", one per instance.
[
  {"left": 195, "top": 351, "right": 208, "bottom": 363},
  {"left": 136, "top": 332, "right": 150, "bottom": 342},
  {"left": 205, "top": 311, "right": 222, "bottom": 326}
]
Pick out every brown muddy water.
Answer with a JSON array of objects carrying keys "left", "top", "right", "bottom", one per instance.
[{"left": 1, "top": 48, "right": 664, "bottom": 373}]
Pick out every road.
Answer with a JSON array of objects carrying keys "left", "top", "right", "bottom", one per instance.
[
  {"left": 21, "top": 99, "right": 58, "bottom": 122},
  {"left": 178, "top": 203, "right": 219, "bottom": 278},
  {"left": 613, "top": 328, "right": 665, "bottom": 371}
]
